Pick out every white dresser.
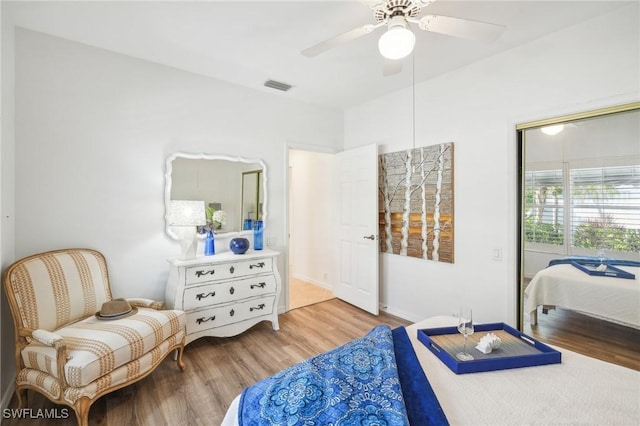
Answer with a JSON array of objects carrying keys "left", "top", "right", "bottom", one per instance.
[{"left": 165, "top": 249, "right": 281, "bottom": 344}]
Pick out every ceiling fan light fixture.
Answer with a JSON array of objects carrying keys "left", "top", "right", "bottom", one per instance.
[{"left": 378, "top": 16, "right": 415, "bottom": 60}]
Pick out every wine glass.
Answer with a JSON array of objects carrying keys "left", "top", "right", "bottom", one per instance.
[
  {"left": 456, "top": 306, "right": 475, "bottom": 361},
  {"left": 596, "top": 249, "right": 607, "bottom": 271}
]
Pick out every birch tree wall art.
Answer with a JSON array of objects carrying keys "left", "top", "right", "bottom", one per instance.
[{"left": 379, "top": 143, "right": 454, "bottom": 262}]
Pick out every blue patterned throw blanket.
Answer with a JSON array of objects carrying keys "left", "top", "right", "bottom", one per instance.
[{"left": 238, "top": 325, "right": 411, "bottom": 426}]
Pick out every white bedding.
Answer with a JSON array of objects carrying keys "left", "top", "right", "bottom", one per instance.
[
  {"left": 223, "top": 316, "right": 640, "bottom": 425},
  {"left": 524, "top": 264, "right": 640, "bottom": 329},
  {"left": 407, "top": 316, "right": 639, "bottom": 425}
]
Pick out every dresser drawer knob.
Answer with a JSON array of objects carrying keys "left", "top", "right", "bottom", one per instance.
[
  {"left": 250, "top": 282, "right": 266, "bottom": 289},
  {"left": 230, "top": 309, "right": 235, "bottom": 317},
  {"left": 229, "top": 286, "right": 235, "bottom": 295},
  {"left": 195, "top": 269, "right": 215, "bottom": 278},
  {"left": 195, "top": 315, "right": 216, "bottom": 325},
  {"left": 195, "top": 291, "right": 216, "bottom": 301},
  {"left": 229, "top": 266, "right": 235, "bottom": 274},
  {"left": 250, "top": 304, "right": 266, "bottom": 312},
  {"left": 249, "top": 262, "right": 266, "bottom": 269}
]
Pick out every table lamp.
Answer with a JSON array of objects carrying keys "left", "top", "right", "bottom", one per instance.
[{"left": 168, "top": 200, "right": 206, "bottom": 259}]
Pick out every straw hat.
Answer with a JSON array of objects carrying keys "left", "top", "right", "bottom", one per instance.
[{"left": 95, "top": 298, "right": 138, "bottom": 320}]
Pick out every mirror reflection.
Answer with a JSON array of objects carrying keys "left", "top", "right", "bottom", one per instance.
[
  {"left": 518, "top": 104, "right": 640, "bottom": 334},
  {"left": 241, "top": 170, "right": 263, "bottom": 230},
  {"left": 165, "top": 153, "right": 267, "bottom": 240}
]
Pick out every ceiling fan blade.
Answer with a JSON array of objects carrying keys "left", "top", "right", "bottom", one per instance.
[
  {"left": 301, "top": 24, "right": 377, "bottom": 57},
  {"left": 418, "top": 15, "right": 505, "bottom": 42},
  {"left": 383, "top": 58, "right": 402, "bottom": 76}
]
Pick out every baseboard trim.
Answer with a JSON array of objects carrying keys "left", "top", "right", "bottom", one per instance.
[
  {"left": 378, "top": 303, "right": 422, "bottom": 323},
  {"left": 291, "top": 273, "right": 332, "bottom": 290}
]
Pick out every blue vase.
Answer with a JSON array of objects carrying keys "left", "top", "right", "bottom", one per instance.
[
  {"left": 229, "top": 237, "right": 250, "bottom": 254},
  {"left": 253, "top": 220, "right": 263, "bottom": 250},
  {"left": 205, "top": 230, "right": 215, "bottom": 256}
]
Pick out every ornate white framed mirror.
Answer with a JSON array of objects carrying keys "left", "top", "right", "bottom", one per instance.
[{"left": 164, "top": 152, "right": 267, "bottom": 241}]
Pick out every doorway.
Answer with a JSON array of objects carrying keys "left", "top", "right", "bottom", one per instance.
[{"left": 288, "top": 148, "right": 336, "bottom": 309}]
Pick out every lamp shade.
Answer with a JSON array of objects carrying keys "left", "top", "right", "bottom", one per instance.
[
  {"left": 379, "top": 18, "right": 416, "bottom": 60},
  {"left": 168, "top": 200, "right": 206, "bottom": 226}
]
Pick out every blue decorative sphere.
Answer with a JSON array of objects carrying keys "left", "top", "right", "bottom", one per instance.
[{"left": 229, "top": 238, "right": 250, "bottom": 254}]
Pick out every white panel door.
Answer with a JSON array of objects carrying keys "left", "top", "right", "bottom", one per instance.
[{"left": 335, "top": 144, "right": 379, "bottom": 315}]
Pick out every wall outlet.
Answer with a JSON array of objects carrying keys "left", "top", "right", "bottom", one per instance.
[{"left": 492, "top": 248, "right": 502, "bottom": 261}]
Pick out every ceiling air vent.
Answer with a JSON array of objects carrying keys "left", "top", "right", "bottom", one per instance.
[{"left": 264, "top": 80, "right": 292, "bottom": 92}]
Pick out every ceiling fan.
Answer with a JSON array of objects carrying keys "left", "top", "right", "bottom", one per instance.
[{"left": 301, "top": 0, "right": 505, "bottom": 75}]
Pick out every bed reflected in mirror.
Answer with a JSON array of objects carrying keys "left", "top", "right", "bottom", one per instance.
[{"left": 517, "top": 103, "right": 640, "bottom": 341}]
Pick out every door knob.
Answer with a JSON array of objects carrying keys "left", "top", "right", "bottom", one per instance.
[{"left": 363, "top": 234, "right": 376, "bottom": 240}]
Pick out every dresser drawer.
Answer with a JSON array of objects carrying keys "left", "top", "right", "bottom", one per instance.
[
  {"left": 187, "top": 295, "right": 276, "bottom": 333},
  {"left": 167, "top": 249, "right": 281, "bottom": 342},
  {"left": 185, "top": 257, "right": 273, "bottom": 285},
  {"left": 182, "top": 275, "right": 277, "bottom": 310}
]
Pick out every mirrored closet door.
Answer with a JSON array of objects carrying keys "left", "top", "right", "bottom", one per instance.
[{"left": 516, "top": 102, "right": 640, "bottom": 369}]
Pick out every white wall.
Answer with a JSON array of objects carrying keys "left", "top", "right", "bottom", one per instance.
[
  {"left": 2, "top": 28, "right": 343, "bottom": 404},
  {"left": 12, "top": 27, "right": 343, "bottom": 303},
  {"left": 0, "top": 4, "right": 17, "bottom": 407},
  {"left": 289, "top": 149, "right": 335, "bottom": 289},
  {"left": 344, "top": 4, "right": 639, "bottom": 323}
]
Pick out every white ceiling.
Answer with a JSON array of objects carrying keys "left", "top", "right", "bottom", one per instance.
[{"left": 5, "top": 1, "right": 632, "bottom": 109}]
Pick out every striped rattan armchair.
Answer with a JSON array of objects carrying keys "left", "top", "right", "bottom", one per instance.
[{"left": 2, "top": 248, "right": 186, "bottom": 426}]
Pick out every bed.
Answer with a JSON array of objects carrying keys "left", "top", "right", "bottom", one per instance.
[
  {"left": 524, "top": 257, "right": 640, "bottom": 329},
  {"left": 222, "top": 315, "right": 640, "bottom": 425}
]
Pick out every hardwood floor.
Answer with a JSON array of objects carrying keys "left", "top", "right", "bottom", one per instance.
[
  {"left": 524, "top": 306, "right": 640, "bottom": 371},
  {"left": 289, "top": 277, "right": 334, "bottom": 309},
  {"left": 4, "top": 299, "right": 638, "bottom": 425},
  {"left": 3, "top": 299, "right": 409, "bottom": 426}
]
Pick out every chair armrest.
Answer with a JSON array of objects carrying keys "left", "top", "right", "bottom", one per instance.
[
  {"left": 31, "top": 329, "right": 70, "bottom": 388},
  {"left": 32, "top": 329, "right": 66, "bottom": 350},
  {"left": 126, "top": 298, "right": 165, "bottom": 310}
]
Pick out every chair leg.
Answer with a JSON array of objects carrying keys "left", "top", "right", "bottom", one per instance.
[
  {"left": 175, "top": 344, "right": 186, "bottom": 372},
  {"left": 74, "top": 397, "right": 92, "bottom": 426},
  {"left": 15, "top": 386, "right": 27, "bottom": 409}
]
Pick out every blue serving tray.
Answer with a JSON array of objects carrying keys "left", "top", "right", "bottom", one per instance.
[
  {"left": 417, "top": 322, "right": 561, "bottom": 374},
  {"left": 570, "top": 261, "right": 636, "bottom": 279}
]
